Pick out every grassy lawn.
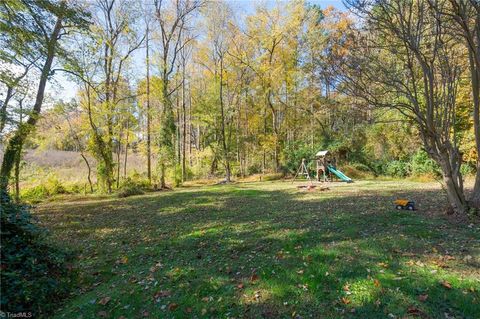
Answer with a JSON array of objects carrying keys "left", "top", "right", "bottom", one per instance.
[{"left": 35, "top": 180, "right": 480, "bottom": 319}]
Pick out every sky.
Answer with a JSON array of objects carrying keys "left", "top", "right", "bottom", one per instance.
[{"left": 47, "top": 0, "right": 346, "bottom": 102}]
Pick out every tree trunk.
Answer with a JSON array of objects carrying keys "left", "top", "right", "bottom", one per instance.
[
  {"left": 469, "top": 51, "right": 480, "bottom": 208},
  {"left": 433, "top": 147, "right": 468, "bottom": 214},
  {"left": 182, "top": 58, "right": 187, "bottom": 182},
  {"left": 219, "top": 56, "right": 231, "bottom": 182},
  {"left": 124, "top": 120, "right": 129, "bottom": 178},
  {"left": 116, "top": 130, "right": 122, "bottom": 189},
  {"left": 160, "top": 163, "right": 166, "bottom": 189},
  {"left": 0, "top": 17, "right": 62, "bottom": 192},
  {"left": 14, "top": 142, "right": 22, "bottom": 203},
  {"left": 0, "top": 86, "right": 13, "bottom": 134},
  {"left": 146, "top": 25, "right": 152, "bottom": 183},
  {"left": 80, "top": 153, "right": 94, "bottom": 193}
]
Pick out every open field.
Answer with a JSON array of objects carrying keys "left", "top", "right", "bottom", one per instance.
[
  {"left": 0, "top": 148, "right": 147, "bottom": 186},
  {"left": 35, "top": 180, "right": 480, "bottom": 318}
]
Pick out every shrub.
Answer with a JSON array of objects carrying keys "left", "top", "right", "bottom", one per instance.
[
  {"left": 369, "top": 160, "right": 388, "bottom": 176},
  {"left": 66, "top": 183, "right": 83, "bottom": 194},
  {"left": 460, "top": 163, "right": 474, "bottom": 177},
  {"left": 20, "top": 185, "right": 50, "bottom": 203},
  {"left": 246, "top": 163, "right": 262, "bottom": 175},
  {"left": 262, "top": 173, "right": 284, "bottom": 181},
  {"left": 172, "top": 164, "right": 183, "bottom": 187},
  {"left": 282, "top": 143, "right": 316, "bottom": 176},
  {"left": 45, "top": 176, "right": 67, "bottom": 195},
  {"left": 117, "top": 177, "right": 147, "bottom": 198},
  {"left": 410, "top": 150, "right": 441, "bottom": 176},
  {"left": 0, "top": 191, "right": 76, "bottom": 316},
  {"left": 20, "top": 177, "right": 71, "bottom": 203},
  {"left": 385, "top": 160, "right": 409, "bottom": 178},
  {"left": 342, "top": 164, "right": 373, "bottom": 179},
  {"left": 350, "top": 162, "right": 371, "bottom": 172}
]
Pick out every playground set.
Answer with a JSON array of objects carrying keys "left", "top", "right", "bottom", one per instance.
[
  {"left": 293, "top": 150, "right": 352, "bottom": 183},
  {"left": 293, "top": 150, "right": 417, "bottom": 210}
]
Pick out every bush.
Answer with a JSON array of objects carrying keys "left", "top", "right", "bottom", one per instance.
[
  {"left": 282, "top": 143, "right": 316, "bottom": 176},
  {"left": 246, "top": 163, "right": 262, "bottom": 175},
  {"left": 20, "top": 185, "right": 50, "bottom": 203},
  {"left": 342, "top": 164, "right": 373, "bottom": 179},
  {"left": 460, "top": 163, "right": 474, "bottom": 176},
  {"left": 65, "top": 183, "right": 83, "bottom": 194},
  {"left": 20, "top": 175, "right": 72, "bottom": 203},
  {"left": 385, "top": 160, "right": 409, "bottom": 178},
  {"left": 368, "top": 160, "right": 388, "bottom": 176},
  {"left": 262, "top": 173, "right": 284, "bottom": 181},
  {"left": 45, "top": 176, "right": 67, "bottom": 195},
  {"left": 410, "top": 150, "right": 441, "bottom": 177},
  {"left": 350, "top": 162, "right": 372, "bottom": 172},
  {"left": 0, "top": 191, "right": 76, "bottom": 316},
  {"left": 117, "top": 177, "right": 148, "bottom": 198}
]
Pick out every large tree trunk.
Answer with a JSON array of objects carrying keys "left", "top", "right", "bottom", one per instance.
[
  {"left": 438, "top": 154, "right": 468, "bottom": 214},
  {"left": 0, "top": 17, "right": 62, "bottom": 192},
  {"left": 469, "top": 52, "right": 480, "bottom": 208}
]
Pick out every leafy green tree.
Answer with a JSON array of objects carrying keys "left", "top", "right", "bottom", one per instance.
[{"left": 0, "top": 0, "right": 89, "bottom": 192}]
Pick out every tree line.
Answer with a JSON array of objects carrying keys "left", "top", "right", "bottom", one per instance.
[{"left": 1, "top": 0, "right": 479, "bottom": 216}]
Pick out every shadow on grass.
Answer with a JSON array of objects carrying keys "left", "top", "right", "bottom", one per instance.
[{"left": 35, "top": 184, "right": 480, "bottom": 319}]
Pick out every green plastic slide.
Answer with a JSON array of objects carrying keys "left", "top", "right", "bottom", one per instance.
[{"left": 327, "top": 165, "right": 353, "bottom": 183}]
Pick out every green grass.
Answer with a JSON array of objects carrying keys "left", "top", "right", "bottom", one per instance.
[{"left": 35, "top": 180, "right": 480, "bottom": 318}]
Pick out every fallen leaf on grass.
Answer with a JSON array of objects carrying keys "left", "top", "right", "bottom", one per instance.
[
  {"left": 185, "top": 307, "right": 192, "bottom": 313},
  {"left": 250, "top": 274, "right": 259, "bottom": 282},
  {"left": 441, "top": 281, "right": 452, "bottom": 289},
  {"left": 418, "top": 294, "right": 428, "bottom": 302},
  {"left": 373, "top": 279, "right": 381, "bottom": 287},
  {"left": 407, "top": 306, "right": 423, "bottom": 315},
  {"left": 168, "top": 303, "right": 178, "bottom": 311},
  {"left": 341, "top": 297, "right": 350, "bottom": 304},
  {"left": 237, "top": 283, "right": 244, "bottom": 289},
  {"left": 98, "top": 296, "right": 111, "bottom": 305},
  {"left": 97, "top": 311, "right": 108, "bottom": 318},
  {"left": 154, "top": 290, "right": 171, "bottom": 299},
  {"left": 141, "top": 310, "right": 149, "bottom": 317}
]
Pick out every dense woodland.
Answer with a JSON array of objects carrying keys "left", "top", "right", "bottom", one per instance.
[{"left": 1, "top": 0, "right": 479, "bottom": 212}]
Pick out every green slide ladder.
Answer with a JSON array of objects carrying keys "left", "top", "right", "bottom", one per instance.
[{"left": 327, "top": 165, "right": 353, "bottom": 183}]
